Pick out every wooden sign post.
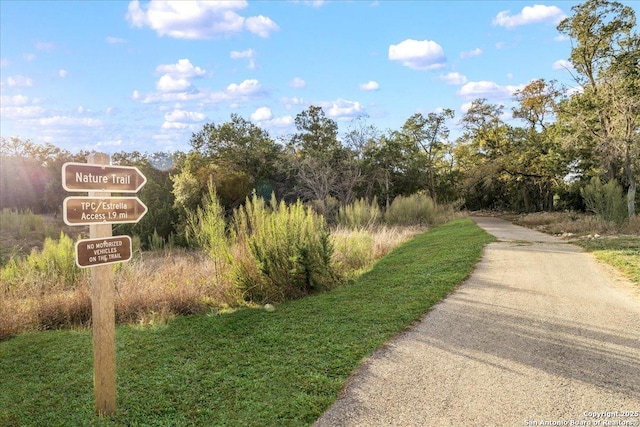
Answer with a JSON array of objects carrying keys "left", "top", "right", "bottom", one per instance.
[
  {"left": 88, "top": 153, "right": 116, "bottom": 416},
  {"left": 62, "top": 153, "right": 146, "bottom": 416}
]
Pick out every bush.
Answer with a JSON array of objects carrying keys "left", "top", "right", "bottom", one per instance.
[
  {"left": 384, "top": 193, "right": 437, "bottom": 226},
  {"left": 331, "top": 228, "right": 374, "bottom": 277},
  {"left": 185, "top": 185, "right": 232, "bottom": 285},
  {"left": 581, "top": 177, "right": 627, "bottom": 225},
  {"left": 1, "top": 232, "right": 84, "bottom": 292},
  {"left": 337, "top": 197, "right": 381, "bottom": 229},
  {"left": 232, "top": 193, "right": 337, "bottom": 303}
]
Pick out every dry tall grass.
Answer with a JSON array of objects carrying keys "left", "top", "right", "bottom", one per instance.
[
  {"left": 1, "top": 227, "right": 422, "bottom": 340},
  {"left": 508, "top": 211, "right": 640, "bottom": 236}
]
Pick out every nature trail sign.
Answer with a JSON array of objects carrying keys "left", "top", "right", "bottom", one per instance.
[
  {"left": 62, "top": 162, "right": 147, "bottom": 192},
  {"left": 62, "top": 153, "right": 146, "bottom": 417}
]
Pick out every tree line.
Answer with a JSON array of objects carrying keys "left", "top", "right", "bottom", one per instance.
[{"left": 1, "top": 0, "right": 638, "bottom": 246}]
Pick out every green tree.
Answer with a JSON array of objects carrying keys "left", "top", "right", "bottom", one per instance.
[
  {"left": 400, "top": 109, "right": 455, "bottom": 202},
  {"left": 557, "top": 0, "right": 639, "bottom": 216},
  {"left": 455, "top": 99, "right": 512, "bottom": 210},
  {"left": 288, "top": 106, "right": 360, "bottom": 215},
  {"left": 511, "top": 79, "right": 570, "bottom": 211},
  {"left": 112, "top": 151, "right": 181, "bottom": 249},
  {"left": 190, "top": 114, "right": 283, "bottom": 201}
]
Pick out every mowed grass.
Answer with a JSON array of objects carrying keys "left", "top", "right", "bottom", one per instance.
[
  {"left": 0, "top": 218, "right": 494, "bottom": 427},
  {"left": 574, "top": 236, "right": 640, "bottom": 284}
]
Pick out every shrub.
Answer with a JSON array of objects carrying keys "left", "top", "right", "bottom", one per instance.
[
  {"left": 185, "top": 184, "right": 232, "bottom": 285},
  {"left": 337, "top": 197, "right": 381, "bottom": 229},
  {"left": 384, "top": 193, "right": 437, "bottom": 226},
  {"left": 1, "top": 232, "right": 84, "bottom": 292},
  {"left": 581, "top": 177, "right": 627, "bottom": 225},
  {"left": 331, "top": 228, "right": 374, "bottom": 277},
  {"left": 232, "top": 193, "right": 337, "bottom": 303}
]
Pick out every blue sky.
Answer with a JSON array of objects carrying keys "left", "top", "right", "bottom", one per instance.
[{"left": 2, "top": 1, "right": 638, "bottom": 155}]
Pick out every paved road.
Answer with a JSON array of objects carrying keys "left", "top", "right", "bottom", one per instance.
[{"left": 314, "top": 217, "right": 640, "bottom": 427}]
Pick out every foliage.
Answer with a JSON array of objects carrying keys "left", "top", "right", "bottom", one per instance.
[
  {"left": 331, "top": 228, "right": 374, "bottom": 276},
  {"left": 0, "top": 219, "right": 494, "bottom": 427},
  {"left": 401, "top": 109, "right": 455, "bottom": 201},
  {"left": 185, "top": 183, "right": 232, "bottom": 285},
  {"left": 337, "top": 196, "right": 381, "bottom": 229},
  {"left": 113, "top": 151, "right": 181, "bottom": 249},
  {"left": 1, "top": 231, "right": 84, "bottom": 292},
  {"left": 581, "top": 177, "right": 628, "bottom": 224},
  {"left": 187, "top": 114, "right": 284, "bottom": 207},
  {"left": 384, "top": 193, "right": 438, "bottom": 226},
  {"left": 232, "top": 193, "right": 337, "bottom": 303},
  {"left": 557, "top": 0, "right": 640, "bottom": 217}
]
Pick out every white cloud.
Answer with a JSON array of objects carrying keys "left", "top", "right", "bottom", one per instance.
[
  {"left": 460, "top": 48, "right": 482, "bottom": 59},
  {"left": 156, "top": 59, "right": 206, "bottom": 78},
  {"left": 493, "top": 5, "right": 566, "bottom": 29},
  {"left": 552, "top": 59, "right": 573, "bottom": 70},
  {"left": 22, "top": 53, "right": 36, "bottom": 61},
  {"left": 227, "top": 79, "right": 262, "bottom": 96},
  {"left": 554, "top": 34, "right": 569, "bottom": 42},
  {"left": 303, "top": 0, "right": 325, "bottom": 7},
  {"left": 250, "top": 106, "right": 273, "bottom": 121},
  {"left": 141, "top": 90, "right": 205, "bottom": 104},
  {"left": 359, "top": 81, "right": 380, "bottom": 91},
  {"left": 156, "top": 75, "right": 191, "bottom": 92},
  {"left": 59, "top": 69, "right": 68, "bottom": 78},
  {"left": 6, "top": 75, "right": 33, "bottom": 87},
  {"left": 281, "top": 96, "right": 306, "bottom": 110},
  {"left": 132, "top": 90, "right": 141, "bottom": 100},
  {"left": 161, "top": 108, "right": 206, "bottom": 129},
  {"left": 1, "top": 58, "right": 10, "bottom": 67},
  {"left": 440, "top": 72, "right": 468, "bottom": 85},
  {"left": 106, "top": 36, "right": 127, "bottom": 44},
  {"left": 458, "top": 80, "right": 524, "bottom": 100},
  {"left": 230, "top": 49, "right": 256, "bottom": 69},
  {"left": 266, "top": 115, "right": 294, "bottom": 127},
  {"left": 209, "top": 79, "right": 265, "bottom": 103},
  {"left": 388, "top": 39, "right": 446, "bottom": 71},
  {"left": 126, "top": 0, "right": 278, "bottom": 39},
  {"left": 495, "top": 41, "right": 506, "bottom": 50},
  {"left": 1, "top": 95, "right": 30, "bottom": 106},
  {"left": 0, "top": 106, "right": 46, "bottom": 120},
  {"left": 289, "top": 77, "right": 306, "bottom": 89},
  {"left": 321, "top": 98, "right": 366, "bottom": 121},
  {"left": 35, "top": 41, "right": 56, "bottom": 52},
  {"left": 245, "top": 15, "right": 280, "bottom": 38},
  {"left": 38, "top": 116, "right": 103, "bottom": 127}
]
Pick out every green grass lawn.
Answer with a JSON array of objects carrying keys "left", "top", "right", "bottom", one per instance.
[
  {"left": 0, "top": 218, "right": 495, "bottom": 427},
  {"left": 574, "top": 236, "right": 640, "bottom": 284}
]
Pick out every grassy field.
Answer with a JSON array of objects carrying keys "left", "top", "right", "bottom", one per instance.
[
  {"left": 0, "top": 218, "right": 494, "bottom": 427},
  {"left": 573, "top": 237, "right": 640, "bottom": 284}
]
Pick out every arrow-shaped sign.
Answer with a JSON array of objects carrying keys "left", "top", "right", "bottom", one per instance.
[
  {"left": 62, "top": 162, "right": 147, "bottom": 193},
  {"left": 63, "top": 196, "right": 148, "bottom": 226}
]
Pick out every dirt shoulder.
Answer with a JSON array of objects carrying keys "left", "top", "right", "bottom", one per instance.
[{"left": 314, "top": 216, "right": 640, "bottom": 426}]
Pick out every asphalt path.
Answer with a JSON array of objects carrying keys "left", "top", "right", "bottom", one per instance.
[{"left": 314, "top": 216, "right": 640, "bottom": 427}]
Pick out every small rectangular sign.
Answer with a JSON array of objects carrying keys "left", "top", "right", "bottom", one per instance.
[
  {"left": 62, "top": 162, "right": 147, "bottom": 193},
  {"left": 63, "top": 196, "right": 148, "bottom": 226},
  {"left": 76, "top": 236, "right": 132, "bottom": 268}
]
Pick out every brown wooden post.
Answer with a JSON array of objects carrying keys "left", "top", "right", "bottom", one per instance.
[{"left": 88, "top": 152, "right": 116, "bottom": 416}]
